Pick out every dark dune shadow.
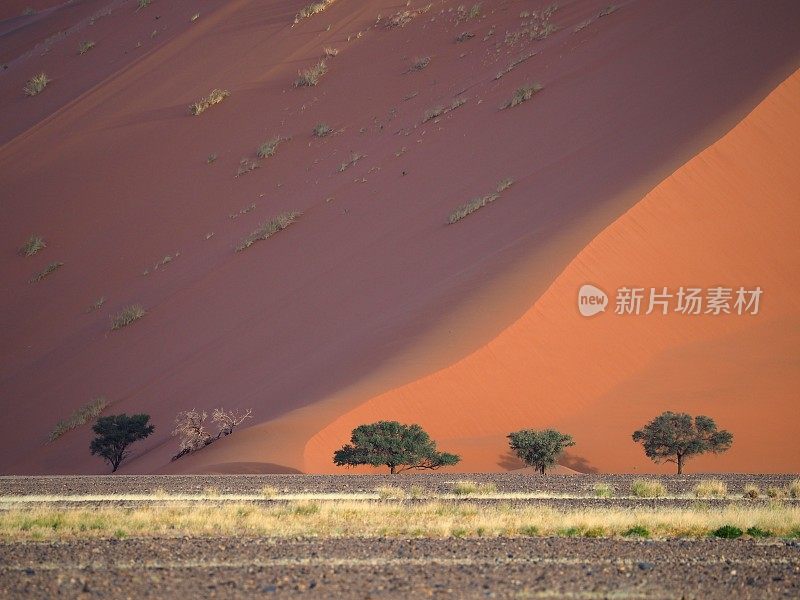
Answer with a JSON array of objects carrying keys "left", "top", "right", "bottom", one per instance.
[
  {"left": 199, "top": 462, "right": 302, "bottom": 474},
  {"left": 560, "top": 452, "right": 598, "bottom": 474}
]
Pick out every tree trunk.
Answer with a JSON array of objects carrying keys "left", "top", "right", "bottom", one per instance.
[
  {"left": 389, "top": 465, "right": 396, "bottom": 475},
  {"left": 676, "top": 454, "right": 683, "bottom": 474}
]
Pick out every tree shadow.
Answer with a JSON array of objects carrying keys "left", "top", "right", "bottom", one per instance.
[{"left": 497, "top": 450, "right": 598, "bottom": 473}]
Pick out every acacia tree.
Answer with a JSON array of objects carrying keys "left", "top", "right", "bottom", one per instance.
[
  {"left": 333, "top": 421, "right": 460, "bottom": 474},
  {"left": 507, "top": 429, "right": 575, "bottom": 474},
  {"left": 89, "top": 414, "right": 154, "bottom": 472},
  {"left": 632, "top": 412, "right": 733, "bottom": 474}
]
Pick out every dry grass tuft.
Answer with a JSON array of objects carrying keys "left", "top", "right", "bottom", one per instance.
[
  {"left": 409, "top": 56, "right": 431, "bottom": 72},
  {"left": 323, "top": 47, "right": 339, "bottom": 57},
  {"left": 789, "top": 479, "right": 800, "bottom": 499},
  {"left": 236, "top": 211, "right": 300, "bottom": 252},
  {"left": 49, "top": 398, "right": 109, "bottom": 443},
  {"left": 189, "top": 89, "right": 230, "bottom": 116},
  {"left": 630, "top": 479, "right": 666, "bottom": 498},
  {"left": 313, "top": 123, "right": 333, "bottom": 137},
  {"left": 766, "top": 486, "right": 785, "bottom": 499},
  {"left": 455, "top": 31, "right": 475, "bottom": 43},
  {"left": 294, "top": 0, "right": 336, "bottom": 24},
  {"left": 30, "top": 262, "right": 63, "bottom": 282},
  {"left": 86, "top": 296, "right": 106, "bottom": 313},
  {"left": 502, "top": 83, "right": 543, "bottom": 109},
  {"left": 236, "top": 158, "right": 260, "bottom": 177},
  {"left": 19, "top": 235, "right": 46, "bottom": 256},
  {"left": 448, "top": 178, "right": 513, "bottom": 224},
  {"left": 384, "top": 4, "right": 432, "bottom": 28},
  {"left": 24, "top": 73, "right": 50, "bottom": 96},
  {"left": 743, "top": 484, "right": 760, "bottom": 499},
  {"left": 294, "top": 60, "right": 327, "bottom": 87},
  {"left": 452, "top": 481, "right": 497, "bottom": 496},
  {"left": 593, "top": 483, "right": 613, "bottom": 498},
  {"left": 338, "top": 152, "right": 364, "bottom": 173},
  {"left": 111, "top": 305, "right": 146, "bottom": 330},
  {"left": 422, "top": 97, "right": 467, "bottom": 123},
  {"left": 136, "top": 0, "right": 151, "bottom": 11},
  {"left": 261, "top": 486, "right": 279, "bottom": 499},
  {"left": 257, "top": 136, "right": 288, "bottom": 159},
  {"left": 78, "top": 41, "right": 95, "bottom": 55},
  {"left": 693, "top": 480, "right": 728, "bottom": 498},
  {"left": 375, "top": 486, "right": 406, "bottom": 500},
  {"left": 598, "top": 5, "right": 618, "bottom": 17}
]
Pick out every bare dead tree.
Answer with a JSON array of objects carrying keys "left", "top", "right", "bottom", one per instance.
[
  {"left": 171, "top": 409, "right": 211, "bottom": 461},
  {"left": 212, "top": 408, "right": 253, "bottom": 438}
]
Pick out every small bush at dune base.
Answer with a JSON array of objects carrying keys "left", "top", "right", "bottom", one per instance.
[
  {"left": 746, "top": 526, "right": 772, "bottom": 538},
  {"left": 712, "top": 525, "right": 743, "bottom": 539},
  {"left": 593, "top": 483, "right": 613, "bottom": 498},
  {"left": 693, "top": 480, "right": 727, "bottom": 498},
  {"left": 111, "top": 305, "right": 146, "bottom": 330},
  {"left": 630, "top": 479, "right": 666, "bottom": 498},
  {"left": 789, "top": 479, "right": 800, "bottom": 498},
  {"left": 24, "top": 73, "right": 50, "bottom": 96},
  {"left": 294, "top": 60, "right": 327, "bottom": 87},
  {"left": 766, "top": 486, "right": 785, "bottom": 499},
  {"left": 375, "top": 486, "right": 406, "bottom": 500}
]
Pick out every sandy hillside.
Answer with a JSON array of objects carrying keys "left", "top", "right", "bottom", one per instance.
[{"left": 0, "top": 0, "right": 798, "bottom": 475}]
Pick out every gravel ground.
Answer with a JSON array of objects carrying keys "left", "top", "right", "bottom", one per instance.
[
  {"left": 1, "top": 473, "right": 796, "bottom": 496},
  {"left": 1, "top": 537, "right": 798, "bottom": 599}
]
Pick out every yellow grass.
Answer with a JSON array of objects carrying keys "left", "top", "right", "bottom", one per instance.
[
  {"left": 693, "top": 479, "right": 728, "bottom": 498},
  {"left": 0, "top": 502, "right": 796, "bottom": 541},
  {"left": 189, "top": 89, "right": 230, "bottom": 115}
]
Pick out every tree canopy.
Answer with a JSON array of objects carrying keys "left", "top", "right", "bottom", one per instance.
[
  {"left": 632, "top": 411, "right": 733, "bottom": 474},
  {"left": 89, "top": 413, "right": 154, "bottom": 472},
  {"left": 333, "top": 421, "right": 460, "bottom": 474},
  {"left": 507, "top": 428, "right": 575, "bottom": 474}
]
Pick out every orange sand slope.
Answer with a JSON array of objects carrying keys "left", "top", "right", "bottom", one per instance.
[
  {"left": 0, "top": 1, "right": 798, "bottom": 475},
  {"left": 180, "top": 68, "right": 800, "bottom": 475}
]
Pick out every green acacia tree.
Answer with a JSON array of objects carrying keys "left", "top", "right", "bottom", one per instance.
[
  {"left": 507, "top": 429, "right": 575, "bottom": 474},
  {"left": 90, "top": 413, "right": 154, "bottom": 472},
  {"left": 333, "top": 421, "right": 460, "bottom": 474},
  {"left": 632, "top": 412, "right": 733, "bottom": 474}
]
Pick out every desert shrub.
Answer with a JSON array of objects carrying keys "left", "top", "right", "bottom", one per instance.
[
  {"left": 455, "top": 31, "right": 475, "bottom": 43},
  {"left": 338, "top": 152, "right": 364, "bottom": 172},
  {"left": 598, "top": 5, "right": 618, "bottom": 17},
  {"left": 519, "top": 525, "right": 539, "bottom": 536},
  {"left": 743, "top": 484, "right": 760, "bottom": 499},
  {"left": 313, "top": 123, "right": 332, "bottom": 137},
  {"left": 136, "top": 0, "right": 151, "bottom": 11},
  {"left": 409, "top": 485, "right": 427, "bottom": 499},
  {"left": 693, "top": 480, "right": 728, "bottom": 498},
  {"left": 593, "top": 483, "right": 613, "bottom": 498},
  {"left": 111, "top": 305, "right": 145, "bottom": 330},
  {"left": 203, "top": 486, "right": 221, "bottom": 497},
  {"left": 86, "top": 296, "right": 106, "bottom": 313},
  {"left": 452, "top": 481, "right": 497, "bottom": 496},
  {"left": 376, "top": 486, "right": 406, "bottom": 500},
  {"left": 746, "top": 526, "right": 772, "bottom": 538},
  {"left": 712, "top": 525, "right": 742, "bottom": 539},
  {"left": 766, "top": 486, "right": 785, "bottom": 499},
  {"left": 172, "top": 407, "right": 252, "bottom": 460},
  {"left": 19, "top": 235, "right": 45, "bottom": 256},
  {"left": 212, "top": 408, "right": 252, "bottom": 437},
  {"left": 30, "top": 262, "right": 63, "bottom": 282},
  {"left": 630, "top": 479, "right": 666, "bottom": 498},
  {"left": 496, "top": 177, "right": 514, "bottom": 192},
  {"left": 257, "top": 136, "right": 287, "bottom": 159},
  {"left": 323, "top": 47, "right": 339, "bottom": 57},
  {"left": 24, "top": 73, "right": 50, "bottom": 96},
  {"left": 789, "top": 479, "right": 800, "bottom": 498},
  {"left": 49, "top": 398, "right": 109, "bottom": 442},
  {"left": 78, "top": 41, "right": 95, "bottom": 55},
  {"left": 294, "top": 60, "right": 327, "bottom": 87},
  {"left": 236, "top": 211, "right": 300, "bottom": 252},
  {"left": 502, "top": 83, "right": 543, "bottom": 109},
  {"left": 189, "top": 89, "right": 230, "bottom": 115},
  {"left": 623, "top": 525, "right": 650, "bottom": 538},
  {"left": 293, "top": 502, "right": 319, "bottom": 516},
  {"left": 261, "top": 486, "right": 278, "bottom": 498},
  {"left": 448, "top": 178, "right": 513, "bottom": 224}
]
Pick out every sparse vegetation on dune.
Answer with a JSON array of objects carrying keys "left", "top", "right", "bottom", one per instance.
[
  {"left": 86, "top": 296, "right": 106, "bottom": 313},
  {"left": 422, "top": 97, "right": 466, "bottom": 123},
  {"left": 189, "top": 89, "right": 230, "bottom": 116},
  {"left": 323, "top": 47, "right": 339, "bottom": 57},
  {"left": 136, "top": 0, "right": 151, "bottom": 12},
  {"left": 30, "top": 261, "right": 63, "bottom": 282},
  {"left": 384, "top": 4, "right": 432, "bottom": 28},
  {"left": 495, "top": 51, "right": 537, "bottom": 80},
  {"left": 294, "top": 0, "right": 336, "bottom": 24},
  {"left": 447, "top": 178, "right": 514, "bottom": 224},
  {"left": 1, "top": 502, "right": 796, "bottom": 540},
  {"left": 312, "top": 123, "right": 333, "bottom": 137},
  {"left": 78, "top": 41, "right": 95, "bottom": 55},
  {"left": 24, "top": 73, "right": 50, "bottom": 97},
  {"left": 236, "top": 158, "right": 259, "bottom": 177},
  {"left": 236, "top": 211, "right": 300, "bottom": 252},
  {"left": 338, "top": 151, "right": 364, "bottom": 172},
  {"left": 49, "top": 398, "right": 109, "bottom": 443},
  {"left": 111, "top": 305, "right": 146, "bottom": 330},
  {"left": 502, "top": 83, "right": 543, "bottom": 109},
  {"left": 598, "top": 5, "right": 618, "bottom": 17},
  {"left": 19, "top": 235, "right": 46, "bottom": 256},
  {"left": 409, "top": 56, "right": 430, "bottom": 72},
  {"left": 455, "top": 31, "right": 475, "bottom": 43},
  {"left": 457, "top": 3, "right": 482, "bottom": 22},
  {"left": 257, "top": 135, "right": 288, "bottom": 159},
  {"left": 294, "top": 60, "right": 327, "bottom": 87}
]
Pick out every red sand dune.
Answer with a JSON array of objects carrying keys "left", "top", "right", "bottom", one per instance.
[{"left": 0, "top": 0, "right": 798, "bottom": 475}]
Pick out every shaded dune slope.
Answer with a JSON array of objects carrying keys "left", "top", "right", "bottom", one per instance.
[{"left": 0, "top": 0, "right": 798, "bottom": 474}]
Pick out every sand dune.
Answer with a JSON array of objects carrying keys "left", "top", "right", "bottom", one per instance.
[{"left": 0, "top": 0, "right": 798, "bottom": 474}]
